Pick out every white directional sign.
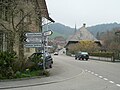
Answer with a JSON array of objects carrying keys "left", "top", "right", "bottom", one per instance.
[
  {"left": 26, "top": 37, "right": 42, "bottom": 43},
  {"left": 24, "top": 44, "right": 42, "bottom": 48},
  {"left": 25, "top": 33, "right": 42, "bottom": 37},
  {"left": 43, "top": 30, "right": 53, "bottom": 36},
  {"left": 24, "top": 31, "right": 53, "bottom": 48}
]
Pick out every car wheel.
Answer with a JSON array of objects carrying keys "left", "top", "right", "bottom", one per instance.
[
  {"left": 75, "top": 57, "right": 77, "bottom": 60},
  {"left": 49, "top": 65, "right": 52, "bottom": 68},
  {"left": 86, "top": 59, "right": 88, "bottom": 61}
]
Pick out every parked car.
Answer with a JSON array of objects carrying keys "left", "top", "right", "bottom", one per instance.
[
  {"left": 29, "top": 52, "right": 53, "bottom": 69},
  {"left": 75, "top": 52, "right": 89, "bottom": 60}
]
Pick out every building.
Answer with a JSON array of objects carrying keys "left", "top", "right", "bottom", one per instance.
[
  {"left": 0, "top": 0, "right": 54, "bottom": 59},
  {"left": 66, "top": 24, "right": 101, "bottom": 49}
]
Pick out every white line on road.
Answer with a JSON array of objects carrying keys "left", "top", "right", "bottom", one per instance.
[
  {"left": 116, "top": 84, "right": 120, "bottom": 87},
  {"left": 95, "top": 74, "right": 98, "bottom": 76},
  {"left": 103, "top": 78, "right": 108, "bottom": 81},
  {"left": 85, "top": 70, "right": 88, "bottom": 71},
  {"left": 88, "top": 71, "right": 91, "bottom": 73},
  {"left": 109, "top": 81, "right": 114, "bottom": 84},
  {"left": 85, "top": 70, "right": 120, "bottom": 88},
  {"left": 99, "top": 76, "right": 103, "bottom": 78}
]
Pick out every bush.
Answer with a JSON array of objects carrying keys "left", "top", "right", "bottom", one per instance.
[
  {"left": 89, "top": 52, "right": 114, "bottom": 58},
  {"left": 0, "top": 51, "right": 17, "bottom": 79},
  {"left": 27, "top": 55, "right": 43, "bottom": 71}
]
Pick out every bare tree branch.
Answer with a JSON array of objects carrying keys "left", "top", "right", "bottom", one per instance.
[
  {"left": 0, "top": 23, "right": 10, "bottom": 31},
  {"left": 15, "top": 11, "right": 32, "bottom": 30}
]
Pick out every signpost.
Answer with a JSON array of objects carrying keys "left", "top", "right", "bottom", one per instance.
[
  {"left": 24, "top": 32, "right": 42, "bottom": 48},
  {"left": 24, "top": 31, "right": 53, "bottom": 70},
  {"left": 24, "top": 30, "right": 53, "bottom": 48},
  {"left": 24, "top": 44, "right": 42, "bottom": 48},
  {"left": 25, "top": 38, "right": 42, "bottom": 43},
  {"left": 43, "top": 30, "right": 53, "bottom": 36},
  {"left": 25, "top": 33, "right": 42, "bottom": 37}
]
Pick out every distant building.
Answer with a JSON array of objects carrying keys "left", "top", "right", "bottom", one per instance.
[
  {"left": 66, "top": 24, "right": 101, "bottom": 48},
  {"left": 53, "top": 36, "right": 66, "bottom": 49}
]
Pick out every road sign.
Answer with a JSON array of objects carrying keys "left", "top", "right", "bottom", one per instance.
[
  {"left": 43, "top": 30, "right": 53, "bottom": 36},
  {"left": 25, "top": 33, "right": 42, "bottom": 37},
  {"left": 24, "top": 44, "right": 42, "bottom": 48},
  {"left": 25, "top": 37, "right": 42, "bottom": 43}
]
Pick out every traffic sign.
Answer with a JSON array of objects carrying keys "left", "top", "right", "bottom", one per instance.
[
  {"left": 25, "top": 33, "right": 42, "bottom": 37},
  {"left": 25, "top": 37, "right": 42, "bottom": 43},
  {"left": 43, "top": 30, "right": 53, "bottom": 36},
  {"left": 24, "top": 44, "right": 42, "bottom": 48}
]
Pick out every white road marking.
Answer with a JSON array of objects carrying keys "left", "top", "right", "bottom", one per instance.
[
  {"left": 99, "top": 76, "right": 103, "bottom": 78},
  {"left": 103, "top": 78, "right": 108, "bottom": 81},
  {"left": 109, "top": 81, "right": 114, "bottom": 84},
  {"left": 95, "top": 74, "right": 98, "bottom": 76},
  {"left": 85, "top": 70, "right": 88, "bottom": 71},
  {"left": 86, "top": 70, "right": 120, "bottom": 88},
  {"left": 116, "top": 84, "right": 120, "bottom": 87},
  {"left": 88, "top": 71, "right": 91, "bottom": 73},
  {"left": 91, "top": 72, "right": 94, "bottom": 74}
]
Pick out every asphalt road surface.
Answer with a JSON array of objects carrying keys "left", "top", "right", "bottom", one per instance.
[{"left": 0, "top": 55, "right": 120, "bottom": 90}]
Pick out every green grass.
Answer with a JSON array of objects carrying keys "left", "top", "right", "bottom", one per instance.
[{"left": 15, "top": 70, "right": 50, "bottom": 79}]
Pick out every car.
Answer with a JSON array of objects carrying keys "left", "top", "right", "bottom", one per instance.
[
  {"left": 29, "top": 52, "right": 53, "bottom": 69},
  {"left": 54, "top": 51, "right": 58, "bottom": 55},
  {"left": 75, "top": 52, "right": 89, "bottom": 60}
]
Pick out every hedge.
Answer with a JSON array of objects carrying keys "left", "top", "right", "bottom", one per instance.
[{"left": 89, "top": 52, "right": 114, "bottom": 58}]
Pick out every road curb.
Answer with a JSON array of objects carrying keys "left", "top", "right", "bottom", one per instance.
[{"left": 0, "top": 69, "right": 84, "bottom": 90}]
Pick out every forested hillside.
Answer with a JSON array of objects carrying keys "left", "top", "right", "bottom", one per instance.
[
  {"left": 43, "top": 22, "right": 120, "bottom": 39},
  {"left": 43, "top": 23, "right": 75, "bottom": 39},
  {"left": 87, "top": 22, "right": 120, "bottom": 37}
]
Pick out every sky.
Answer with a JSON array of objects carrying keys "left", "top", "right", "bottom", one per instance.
[{"left": 46, "top": 0, "right": 120, "bottom": 28}]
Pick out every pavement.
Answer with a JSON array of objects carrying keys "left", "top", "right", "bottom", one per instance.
[{"left": 0, "top": 55, "right": 84, "bottom": 90}]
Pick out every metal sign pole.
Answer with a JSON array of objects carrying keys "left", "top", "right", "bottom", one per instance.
[{"left": 42, "top": 33, "right": 45, "bottom": 70}]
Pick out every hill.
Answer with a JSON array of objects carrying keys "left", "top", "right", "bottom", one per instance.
[
  {"left": 43, "top": 23, "right": 75, "bottom": 39},
  {"left": 87, "top": 22, "right": 120, "bottom": 37},
  {"left": 43, "top": 22, "right": 120, "bottom": 39}
]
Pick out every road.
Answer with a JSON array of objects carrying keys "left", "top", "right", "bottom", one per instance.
[{"left": 0, "top": 55, "right": 120, "bottom": 90}]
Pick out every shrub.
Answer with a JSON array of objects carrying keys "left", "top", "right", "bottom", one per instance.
[
  {"left": 25, "top": 55, "right": 43, "bottom": 71},
  {"left": 0, "top": 51, "right": 17, "bottom": 79},
  {"left": 89, "top": 52, "right": 114, "bottom": 58}
]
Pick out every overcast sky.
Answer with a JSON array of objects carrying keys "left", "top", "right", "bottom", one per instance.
[{"left": 46, "top": 0, "right": 120, "bottom": 28}]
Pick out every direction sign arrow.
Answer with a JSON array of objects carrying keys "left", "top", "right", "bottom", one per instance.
[
  {"left": 24, "top": 44, "right": 42, "bottom": 48},
  {"left": 25, "top": 33, "right": 42, "bottom": 37},
  {"left": 43, "top": 30, "right": 53, "bottom": 36},
  {"left": 25, "top": 38, "right": 42, "bottom": 43}
]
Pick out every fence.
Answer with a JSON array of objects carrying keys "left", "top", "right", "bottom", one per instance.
[{"left": 90, "top": 55, "right": 120, "bottom": 62}]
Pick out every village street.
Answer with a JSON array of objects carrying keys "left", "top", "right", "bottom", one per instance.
[{"left": 0, "top": 55, "right": 120, "bottom": 90}]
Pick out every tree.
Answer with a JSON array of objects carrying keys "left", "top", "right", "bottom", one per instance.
[
  {"left": 0, "top": 0, "right": 38, "bottom": 70},
  {"left": 68, "top": 40, "right": 100, "bottom": 54},
  {"left": 100, "top": 28, "right": 120, "bottom": 52}
]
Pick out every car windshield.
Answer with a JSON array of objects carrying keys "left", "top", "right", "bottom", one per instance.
[{"left": 81, "top": 52, "right": 88, "bottom": 55}]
